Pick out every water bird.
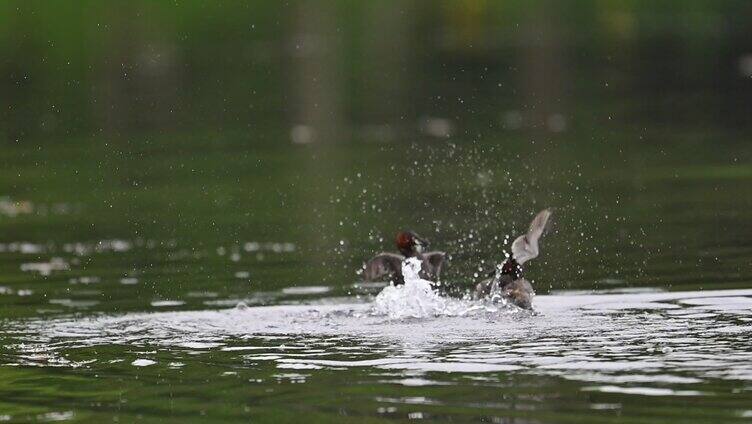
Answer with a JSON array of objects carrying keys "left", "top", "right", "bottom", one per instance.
[
  {"left": 362, "top": 231, "right": 446, "bottom": 285},
  {"left": 474, "top": 208, "right": 552, "bottom": 309}
]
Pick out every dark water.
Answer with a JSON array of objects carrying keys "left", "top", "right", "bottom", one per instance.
[
  {"left": 3, "top": 2, "right": 752, "bottom": 422},
  {"left": 1, "top": 132, "right": 751, "bottom": 423}
]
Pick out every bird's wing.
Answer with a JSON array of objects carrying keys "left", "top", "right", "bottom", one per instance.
[
  {"left": 510, "top": 208, "right": 553, "bottom": 265},
  {"left": 362, "top": 253, "right": 404, "bottom": 281},
  {"left": 422, "top": 251, "right": 446, "bottom": 280}
]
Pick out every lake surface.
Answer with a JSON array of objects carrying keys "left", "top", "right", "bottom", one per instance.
[{"left": 1, "top": 133, "right": 751, "bottom": 422}]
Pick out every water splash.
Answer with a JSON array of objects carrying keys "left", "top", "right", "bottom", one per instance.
[
  {"left": 371, "top": 258, "right": 447, "bottom": 319},
  {"left": 371, "top": 258, "right": 501, "bottom": 318}
]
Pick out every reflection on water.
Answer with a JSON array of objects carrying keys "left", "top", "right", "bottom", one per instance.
[
  {"left": 2, "top": 2, "right": 752, "bottom": 421},
  {"left": 0, "top": 136, "right": 750, "bottom": 421},
  {"left": 0, "top": 142, "right": 749, "bottom": 422},
  {"left": 2, "top": 289, "right": 751, "bottom": 421}
]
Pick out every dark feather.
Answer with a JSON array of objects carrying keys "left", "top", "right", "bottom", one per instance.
[
  {"left": 363, "top": 253, "right": 404, "bottom": 284},
  {"left": 421, "top": 251, "right": 446, "bottom": 281}
]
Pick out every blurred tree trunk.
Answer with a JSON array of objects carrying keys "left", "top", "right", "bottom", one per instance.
[
  {"left": 1, "top": 57, "right": 27, "bottom": 143},
  {"left": 288, "top": 0, "right": 343, "bottom": 144},
  {"left": 519, "top": 0, "right": 567, "bottom": 133},
  {"left": 360, "top": 1, "right": 415, "bottom": 137},
  {"left": 92, "top": 4, "right": 179, "bottom": 136},
  {"left": 92, "top": 4, "right": 135, "bottom": 136},
  {"left": 287, "top": 1, "right": 348, "bottom": 283},
  {"left": 1, "top": 7, "right": 34, "bottom": 143}
]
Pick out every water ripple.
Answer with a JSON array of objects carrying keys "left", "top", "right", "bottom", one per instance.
[{"left": 2, "top": 288, "right": 751, "bottom": 403}]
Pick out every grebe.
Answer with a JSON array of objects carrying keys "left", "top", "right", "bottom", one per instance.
[
  {"left": 363, "top": 230, "right": 446, "bottom": 285},
  {"left": 474, "top": 209, "right": 552, "bottom": 309}
]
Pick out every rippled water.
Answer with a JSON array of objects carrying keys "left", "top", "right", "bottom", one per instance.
[
  {"left": 1, "top": 135, "right": 751, "bottom": 422},
  {"left": 3, "top": 289, "right": 752, "bottom": 422}
]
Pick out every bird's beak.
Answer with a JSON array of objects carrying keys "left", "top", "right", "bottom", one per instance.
[{"left": 415, "top": 237, "right": 429, "bottom": 253}]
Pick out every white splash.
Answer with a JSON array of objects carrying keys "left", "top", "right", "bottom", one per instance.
[
  {"left": 371, "top": 258, "right": 444, "bottom": 318},
  {"left": 371, "top": 258, "right": 472, "bottom": 319}
]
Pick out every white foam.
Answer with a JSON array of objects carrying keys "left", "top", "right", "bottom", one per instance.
[
  {"left": 6, "top": 288, "right": 752, "bottom": 390},
  {"left": 371, "top": 258, "right": 449, "bottom": 319},
  {"left": 371, "top": 258, "right": 488, "bottom": 319}
]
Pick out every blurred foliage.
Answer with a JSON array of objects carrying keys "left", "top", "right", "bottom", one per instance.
[
  {"left": 1, "top": 4, "right": 752, "bottom": 422},
  {"left": 1, "top": 1, "right": 751, "bottom": 142}
]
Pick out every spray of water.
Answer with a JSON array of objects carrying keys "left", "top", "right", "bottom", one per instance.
[{"left": 371, "top": 258, "right": 516, "bottom": 319}]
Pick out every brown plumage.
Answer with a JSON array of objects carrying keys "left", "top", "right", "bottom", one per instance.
[
  {"left": 474, "top": 209, "right": 553, "bottom": 309},
  {"left": 362, "top": 230, "right": 446, "bottom": 285}
]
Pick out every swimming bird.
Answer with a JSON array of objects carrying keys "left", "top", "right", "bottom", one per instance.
[
  {"left": 474, "top": 208, "right": 552, "bottom": 309},
  {"left": 362, "top": 231, "right": 446, "bottom": 285}
]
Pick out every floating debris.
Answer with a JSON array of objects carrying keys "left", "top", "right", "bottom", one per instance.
[
  {"left": 281, "top": 286, "right": 331, "bottom": 295},
  {"left": 69, "top": 276, "right": 100, "bottom": 285},
  {"left": 0, "top": 242, "right": 46, "bottom": 254},
  {"left": 0, "top": 197, "right": 34, "bottom": 217},
  {"left": 20, "top": 258, "right": 70, "bottom": 276},
  {"left": 48, "top": 299, "right": 99, "bottom": 308},
  {"left": 151, "top": 300, "right": 186, "bottom": 307},
  {"left": 242, "top": 242, "right": 295, "bottom": 253},
  {"left": 419, "top": 116, "right": 454, "bottom": 138}
]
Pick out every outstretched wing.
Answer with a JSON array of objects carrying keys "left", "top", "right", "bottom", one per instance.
[
  {"left": 362, "top": 253, "right": 404, "bottom": 282},
  {"left": 510, "top": 208, "right": 552, "bottom": 265},
  {"left": 421, "top": 251, "right": 446, "bottom": 280}
]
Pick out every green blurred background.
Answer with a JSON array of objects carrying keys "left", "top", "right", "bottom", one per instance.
[
  {"left": 2, "top": 1, "right": 752, "bottom": 139},
  {"left": 2, "top": 2, "right": 752, "bottom": 422},
  {"left": 1, "top": 1, "right": 751, "bottom": 306}
]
